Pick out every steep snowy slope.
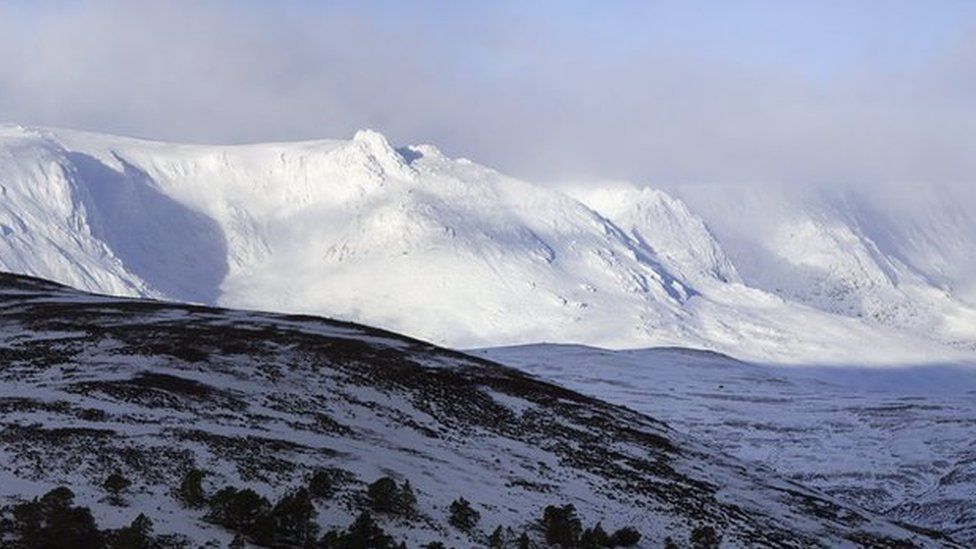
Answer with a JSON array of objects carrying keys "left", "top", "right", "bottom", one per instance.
[
  {"left": 478, "top": 343, "right": 976, "bottom": 544},
  {"left": 565, "top": 186, "right": 740, "bottom": 288},
  {"left": 0, "top": 271, "right": 960, "bottom": 547},
  {"left": 0, "top": 125, "right": 973, "bottom": 364},
  {"left": 0, "top": 127, "right": 155, "bottom": 299}
]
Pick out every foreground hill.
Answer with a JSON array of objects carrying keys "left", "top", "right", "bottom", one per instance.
[
  {"left": 0, "top": 125, "right": 973, "bottom": 364},
  {"left": 0, "top": 272, "right": 957, "bottom": 547}
]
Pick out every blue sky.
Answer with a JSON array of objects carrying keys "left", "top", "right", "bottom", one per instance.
[{"left": 2, "top": 1, "right": 975, "bottom": 186}]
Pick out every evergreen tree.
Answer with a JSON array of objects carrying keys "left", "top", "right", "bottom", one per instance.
[
  {"left": 366, "top": 477, "right": 400, "bottom": 514},
  {"left": 103, "top": 471, "right": 132, "bottom": 505},
  {"left": 41, "top": 486, "right": 76, "bottom": 509},
  {"left": 517, "top": 531, "right": 532, "bottom": 549},
  {"left": 268, "top": 488, "right": 318, "bottom": 546},
  {"left": 606, "top": 526, "right": 640, "bottom": 547},
  {"left": 580, "top": 522, "right": 608, "bottom": 548},
  {"left": 488, "top": 526, "right": 506, "bottom": 548},
  {"left": 206, "top": 487, "right": 271, "bottom": 535},
  {"left": 365, "top": 476, "right": 416, "bottom": 517},
  {"left": 109, "top": 513, "right": 155, "bottom": 549},
  {"left": 663, "top": 536, "right": 680, "bottom": 549},
  {"left": 308, "top": 470, "right": 335, "bottom": 500},
  {"left": 541, "top": 504, "right": 582, "bottom": 547},
  {"left": 320, "top": 511, "right": 397, "bottom": 549},
  {"left": 129, "top": 514, "right": 153, "bottom": 539},
  {"left": 178, "top": 468, "right": 207, "bottom": 509},
  {"left": 690, "top": 525, "right": 721, "bottom": 549},
  {"left": 249, "top": 513, "right": 277, "bottom": 547},
  {"left": 398, "top": 479, "right": 417, "bottom": 516},
  {"left": 10, "top": 498, "right": 44, "bottom": 547},
  {"left": 228, "top": 533, "right": 247, "bottom": 549},
  {"left": 10, "top": 487, "right": 103, "bottom": 548},
  {"left": 448, "top": 497, "right": 480, "bottom": 531}
]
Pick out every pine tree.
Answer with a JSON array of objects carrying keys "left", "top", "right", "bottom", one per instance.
[
  {"left": 229, "top": 533, "right": 247, "bottom": 549},
  {"left": 325, "top": 511, "right": 397, "bottom": 549},
  {"left": 690, "top": 525, "right": 721, "bottom": 549},
  {"left": 129, "top": 514, "right": 153, "bottom": 538},
  {"left": 606, "top": 525, "right": 641, "bottom": 547},
  {"left": 488, "top": 526, "right": 506, "bottom": 548},
  {"left": 580, "top": 521, "right": 608, "bottom": 548},
  {"left": 308, "top": 470, "right": 335, "bottom": 500},
  {"left": 367, "top": 477, "right": 400, "bottom": 513},
  {"left": 398, "top": 479, "right": 417, "bottom": 516},
  {"left": 40, "top": 486, "right": 76, "bottom": 509},
  {"left": 206, "top": 487, "right": 271, "bottom": 535},
  {"left": 541, "top": 504, "right": 582, "bottom": 547},
  {"left": 268, "top": 488, "right": 318, "bottom": 546},
  {"left": 448, "top": 497, "right": 480, "bottom": 531},
  {"left": 178, "top": 468, "right": 207, "bottom": 508},
  {"left": 110, "top": 513, "right": 154, "bottom": 548},
  {"left": 11, "top": 487, "right": 103, "bottom": 548},
  {"left": 103, "top": 471, "right": 132, "bottom": 505}
]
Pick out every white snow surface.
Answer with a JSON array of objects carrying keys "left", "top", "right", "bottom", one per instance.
[{"left": 1, "top": 124, "right": 974, "bottom": 365}]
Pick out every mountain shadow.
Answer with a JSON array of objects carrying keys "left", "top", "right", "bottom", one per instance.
[{"left": 64, "top": 152, "right": 228, "bottom": 304}]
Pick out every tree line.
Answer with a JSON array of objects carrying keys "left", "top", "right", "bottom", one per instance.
[{"left": 0, "top": 468, "right": 724, "bottom": 548}]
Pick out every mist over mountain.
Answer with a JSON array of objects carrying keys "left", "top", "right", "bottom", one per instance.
[{"left": 4, "top": 2, "right": 976, "bottom": 191}]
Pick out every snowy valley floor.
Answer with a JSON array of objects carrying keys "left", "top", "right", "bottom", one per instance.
[{"left": 477, "top": 345, "right": 976, "bottom": 544}]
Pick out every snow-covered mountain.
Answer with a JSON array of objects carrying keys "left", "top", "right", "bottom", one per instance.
[
  {"left": 570, "top": 183, "right": 976, "bottom": 353},
  {"left": 0, "top": 124, "right": 974, "bottom": 364},
  {"left": 675, "top": 184, "right": 976, "bottom": 340},
  {"left": 0, "top": 271, "right": 960, "bottom": 547}
]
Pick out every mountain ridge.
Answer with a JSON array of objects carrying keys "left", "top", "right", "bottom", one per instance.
[{"left": 1, "top": 124, "right": 974, "bottom": 365}]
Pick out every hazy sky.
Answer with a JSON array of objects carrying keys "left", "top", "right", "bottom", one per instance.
[{"left": 2, "top": 0, "right": 976, "bottom": 187}]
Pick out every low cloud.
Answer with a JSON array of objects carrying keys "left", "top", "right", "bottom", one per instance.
[{"left": 1, "top": 1, "right": 975, "bottom": 189}]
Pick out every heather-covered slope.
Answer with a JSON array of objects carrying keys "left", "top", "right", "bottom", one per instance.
[{"left": 0, "top": 272, "right": 957, "bottom": 547}]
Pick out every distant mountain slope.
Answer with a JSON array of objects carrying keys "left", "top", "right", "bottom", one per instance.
[
  {"left": 0, "top": 272, "right": 960, "bottom": 547},
  {"left": 669, "top": 184, "right": 976, "bottom": 344},
  {"left": 478, "top": 343, "right": 976, "bottom": 544},
  {"left": 0, "top": 124, "right": 973, "bottom": 364}
]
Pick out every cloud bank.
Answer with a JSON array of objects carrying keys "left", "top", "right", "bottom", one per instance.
[{"left": 1, "top": 1, "right": 975, "bottom": 189}]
